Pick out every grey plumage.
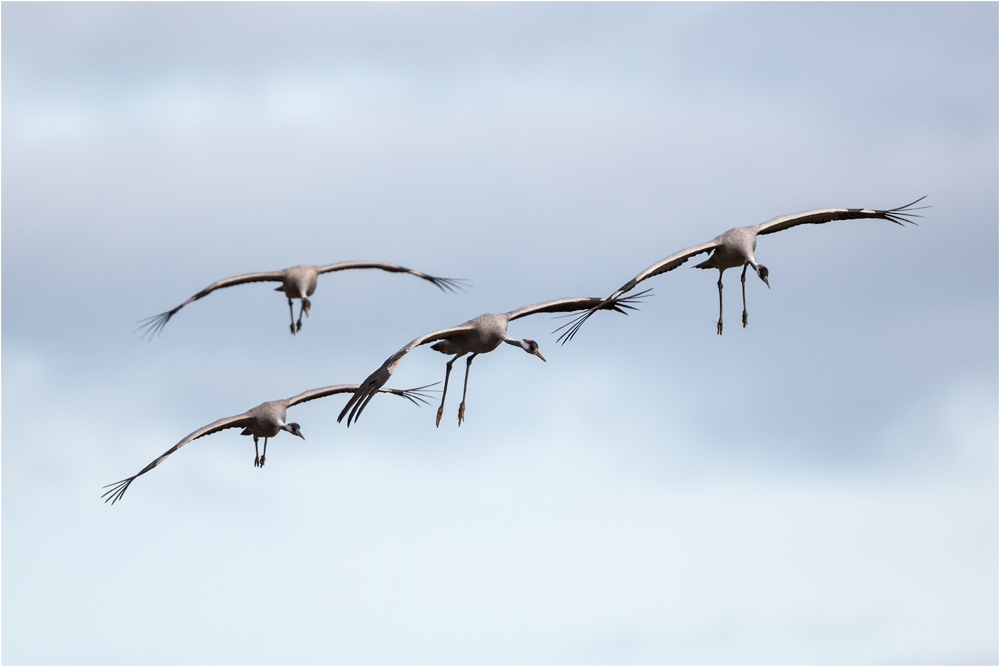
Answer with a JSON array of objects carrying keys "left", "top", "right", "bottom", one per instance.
[
  {"left": 137, "top": 261, "right": 467, "bottom": 338},
  {"left": 338, "top": 293, "right": 648, "bottom": 428},
  {"left": 557, "top": 198, "right": 926, "bottom": 342},
  {"left": 102, "top": 383, "right": 435, "bottom": 504}
]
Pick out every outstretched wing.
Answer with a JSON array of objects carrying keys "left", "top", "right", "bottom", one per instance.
[
  {"left": 505, "top": 293, "right": 647, "bottom": 322},
  {"left": 755, "top": 197, "right": 926, "bottom": 236},
  {"left": 136, "top": 270, "right": 286, "bottom": 340},
  {"left": 315, "top": 261, "right": 467, "bottom": 293},
  {"left": 337, "top": 325, "right": 476, "bottom": 426},
  {"left": 102, "top": 413, "right": 254, "bottom": 505},
  {"left": 286, "top": 383, "right": 438, "bottom": 409},
  {"left": 555, "top": 240, "right": 720, "bottom": 344}
]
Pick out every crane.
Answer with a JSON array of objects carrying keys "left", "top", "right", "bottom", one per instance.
[
  {"left": 338, "top": 292, "right": 648, "bottom": 428},
  {"left": 102, "top": 383, "right": 435, "bottom": 504},
  {"left": 137, "top": 261, "right": 466, "bottom": 338},
  {"left": 557, "top": 198, "right": 926, "bottom": 342}
]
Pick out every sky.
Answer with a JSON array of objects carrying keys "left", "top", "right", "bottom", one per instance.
[{"left": 2, "top": 2, "right": 997, "bottom": 664}]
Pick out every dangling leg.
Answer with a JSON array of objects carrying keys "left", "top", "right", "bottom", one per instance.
[
  {"left": 288, "top": 299, "right": 296, "bottom": 335},
  {"left": 458, "top": 353, "right": 478, "bottom": 426},
  {"left": 741, "top": 263, "right": 749, "bottom": 328},
  {"left": 716, "top": 270, "right": 725, "bottom": 335},
  {"left": 436, "top": 355, "right": 463, "bottom": 427},
  {"left": 296, "top": 298, "right": 310, "bottom": 332},
  {"left": 254, "top": 435, "right": 261, "bottom": 467},
  {"left": 259, "top": 437, "right": 268, "bottom": 468}
]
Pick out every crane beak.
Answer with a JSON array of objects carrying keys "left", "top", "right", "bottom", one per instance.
[
  {"left": 296, "top": 432, "right": 306, "bottom": 440},
  {"left": 762, "top": 276, "right": 770, "bottom": 289},
  {"left": 533, "top": 350, "right": 547, "bottom": 362}
]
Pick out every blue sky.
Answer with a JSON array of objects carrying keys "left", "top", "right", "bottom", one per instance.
[{"left": 2, "top": 3, "right": 997, "bottom": 664}]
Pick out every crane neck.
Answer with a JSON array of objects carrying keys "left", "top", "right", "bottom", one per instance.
[{"left": 501, "top": 334, "right": 523, "bottom": 348}]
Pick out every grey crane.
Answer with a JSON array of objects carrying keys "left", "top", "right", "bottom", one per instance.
[
  {"left": 102, "top": 383, "right": 435, "bottom": 504},
  {"left": 557, "top": 198, "right": 926, "bottom": 342},
  {"left": 137, "top": 261, "right": 466, "bottom": 338},
  {"left": 338, "top": 293, "right": 648, "bottom": 428}
]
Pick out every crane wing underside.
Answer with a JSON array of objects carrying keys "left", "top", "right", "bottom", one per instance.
[
  {"left": 506, "top": 295, "right": 646, "bottom": 322},
  {"left": 102, "top": 413, "right": 253, "bottom": 504},
  {"left": 316, "top": 261, "right": 467, "bottom": 293},
  {"left": 137, "top": 270, "right": 286, "bottom": 340},
  {"left": 554, "top": 240, "right": 718, "bottom": 344},
  {"left": 755, "top": 197, "right": 926, "bottom": 236},
  {"left": 289, "top": 383, "right": 437, "bottom": 409},
  {"left": 338, "top": 325, "right": 476, "bottom": 426}
]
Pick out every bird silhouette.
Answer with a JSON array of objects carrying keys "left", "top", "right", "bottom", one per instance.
[
  {"left": 137, "top": 261, "right": 466, "bottom": 338},
  {"left": 103, "top": 383, "right": 435, "bottom": 504},
  {"left": 338, "top": 292, "right": 648, "bottom": 428},
  {"left": 557, "top": 198, "right": 926, "bottom": 342}
]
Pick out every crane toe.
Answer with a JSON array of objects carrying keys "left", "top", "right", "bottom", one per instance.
[
  {"left": 742, "top": 311, "right": 748, "bottom": 328},
  {"left": 458, "top": 403, "right": 466, "bottom": 426},
  {"left": 435, "top": 406, "right": 443, "bottom": 428}
]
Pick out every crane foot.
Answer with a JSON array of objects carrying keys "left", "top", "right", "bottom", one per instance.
[
  {"left": 258, "top": 456, "right": 266, "bottom": 468},
  {"left": 458, "top": 403, "right": 466, "bottom": 426},
  {"left": 717, "top": 321, "right": 724, "bottom": 335},
  {"left": 254, "top": 455, "right": 260, "bottom": 468},
  {"left": 742, "top": 311, "right": 748, "bottom": 328},
  {"left": 296, "top": 321, "right": 303, "bottom": 332},
  {"left": 289, "top": 324, "right": 296, "bottom": 335},
  {"left": 435, "top": 406, "right": 443, "bottom": 428}
]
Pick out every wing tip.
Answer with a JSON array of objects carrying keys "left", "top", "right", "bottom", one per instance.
[
  {"left": 431, "top": 277, "right": 471, "bottom": 294},
  {"left": 101, "top": 477, "right": 134, "bottom": 505},
  {"left": 134, "top": 311, "right": 173, "bottom": 341}
]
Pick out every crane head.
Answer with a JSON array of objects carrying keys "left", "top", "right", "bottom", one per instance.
[
  {"left": 283, "top": 423, "right": 306, "bottom": 440},
  {"left": 756, "top": 265, "right": 770, "bottom": 289},
  {"left": 521, "top": 339, "right": 547, "bottom": 362},
  {"left": 301, "top": 298, "right": 312, "bottom": 317}
]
